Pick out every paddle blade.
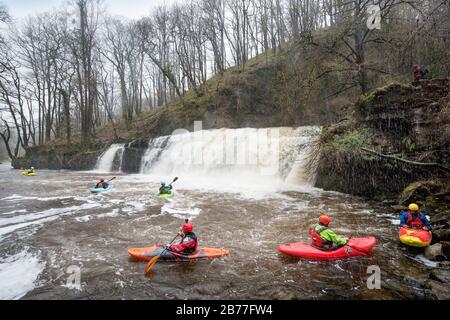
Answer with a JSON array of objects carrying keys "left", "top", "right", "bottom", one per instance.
[
  {"left": 171, "top": 177, "right": 178, "bottom": 184},
  {"left": 145, "top": 255, "right": 160, "bottom": 274},
  {"left": 108, "top": 177, "right": 117, "bottom": 182}
]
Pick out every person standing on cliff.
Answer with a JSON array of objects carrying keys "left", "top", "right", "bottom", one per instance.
[
  {"left": 413, "top": 64, "right": 430, "bottom": 81},
  {"left": 400, "top": 203, "right": 432, "bottom": 231}
]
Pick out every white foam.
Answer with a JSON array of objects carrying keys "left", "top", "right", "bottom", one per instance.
[
  {"left": 122, "top": 201, "right": 146, "bottom": 214},
  {"left": 161, "top": 205, "right": 201, "bottom": 220},
  {"left": 0, "top": 203, "right": 100, "bottom": 227},
  {"left": 414, "top": 254, "right": 438, "bottom": 268},
  {"left": 1, "top": 195, "right": 74, "bottom": 202},
  {"left": 76, "top": 209, "right": 120, "bottom": 222},
  {"left": 0, "top": 250, "right": 44, "bottom": 300},
  {"left": 1, "top": 209, "right": 28, "bottom": 216},
  {"left": 0, "top": 203, "right": 102, "bottom": 241}
]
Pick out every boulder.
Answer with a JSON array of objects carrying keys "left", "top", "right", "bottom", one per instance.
[
  {"left": 424, "top": 280, "right": 450, "bottom": 300},
  {"left": 424, "top": 243, "right": 448, "bottom": 261},
  {"left": 432, "top": 228, "right": 450, "bottom": 242},
  {"left": 430, "top": 269, "right": 450, "bottom": 284},
  {"left": 398, "top": 180, "right": 448, "bottom": 213}
]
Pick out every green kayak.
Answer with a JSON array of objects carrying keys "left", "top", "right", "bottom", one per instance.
[{"left": 159, "top": 192, "right": 174, "bottom": 199}]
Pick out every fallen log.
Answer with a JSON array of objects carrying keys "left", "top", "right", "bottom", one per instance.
[{"left": 361, "top": 148, "right": 450, "bottom": 173}]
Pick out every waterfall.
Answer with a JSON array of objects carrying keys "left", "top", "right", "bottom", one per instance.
[
  {"left": 95, "top": 144, "right": 125, "bottom": 173},
  {"left": 139, "top": 127, "right": 320, "bottom": 186}
]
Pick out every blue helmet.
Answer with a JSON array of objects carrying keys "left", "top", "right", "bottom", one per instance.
[{"left": 160, "top": 181, "right": 166, "bottom": 186}]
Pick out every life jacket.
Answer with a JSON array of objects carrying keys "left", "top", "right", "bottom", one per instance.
[
  {"left": 181, "top": 232, "right": 198, "bottom": 254},
  {"left": 96, "top": 182, "right": 108, "bottom": 189},
  {"left": 406, "top": 211, "right": 424, "bottom": 229},
  {"left": 413, "top": 65, "right": 422, "bottom": 80},
  {"left": 309, "top": 224, "right": 332, "bottom": 249},
  {"left": 160, "top": 186, "right": 172, "bottom": 195}
]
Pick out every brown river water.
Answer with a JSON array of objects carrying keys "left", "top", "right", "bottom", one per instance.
[{"left": 0, "top": 163, "right": 437, "bottom": 300}]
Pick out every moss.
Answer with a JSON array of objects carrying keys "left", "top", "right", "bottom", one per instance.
[
  {"left": 331, "top": 127, "right": 372, "bottom": 152},
  {"left": 358, "top": 92, "right": 376, "bottom": 106}
]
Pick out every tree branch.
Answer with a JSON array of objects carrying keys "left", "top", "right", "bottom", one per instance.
[{"left": 361, "top": 148, "right": 450, "bottom": 173}]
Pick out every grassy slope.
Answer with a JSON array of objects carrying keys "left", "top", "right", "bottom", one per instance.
[{"left": 89, "top": 41, "right": 348, "bottom": 144}]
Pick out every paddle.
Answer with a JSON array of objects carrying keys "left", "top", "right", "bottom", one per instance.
[
  {"left": 169, "top": 177, "right": 178, "bottom": 186},
  {"left": 145, "top": 233, "right": 180, "bottom": 274}
]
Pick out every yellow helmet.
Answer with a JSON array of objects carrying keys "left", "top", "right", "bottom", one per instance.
[{"left": 408, "top": 203, "right": 419, "bottom": 211}]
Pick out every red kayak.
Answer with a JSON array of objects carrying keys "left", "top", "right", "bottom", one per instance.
[{"left": 277, "top": 237, "right": 377, "bottom": 260}]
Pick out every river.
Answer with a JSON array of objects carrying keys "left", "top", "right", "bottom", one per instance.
[{"left": 0, "top": 127, "right": 439, "bottom": 299}]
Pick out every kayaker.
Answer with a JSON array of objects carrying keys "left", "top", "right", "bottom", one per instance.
[
  {"left": 167, "top": 221, "right": 198, "bottom": 254},
  {"left": 95, "top": 177, "right": 109, "bottom": 189},
  {"left": 26, "top": 167, "right": 35, "bottom": 174},
  {"left": 400, "top": 203, "right": 432, "bottom": 231},
  {"left": 159, "top": 181, "right": 173, "bottom": 195},
  {"left": 309, "top": 215, "right": 348, "bottom": 250}
]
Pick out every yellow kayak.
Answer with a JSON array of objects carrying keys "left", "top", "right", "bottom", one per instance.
[
  {"left": 22, "top": 172, "right": 37, "bottom": 176},
  {"left": 399, "top": 227, "right": 432, "bottom": 248}
]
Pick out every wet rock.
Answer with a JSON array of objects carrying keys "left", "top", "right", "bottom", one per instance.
[
  {"left": 438, "top": 261, "right": 450, "bottom": 268},
  {"left": 433, "top": 229, "right": 450, "bottom": 242},
  {"left": 402, "top": 275, "right": 426, "bottom": 288},
  {"left": 270, "top": 290, "right": 297, "bottom": 300},
  {"left": 430, "top": 269, "right": 450, "bottom": 284},
  {"left": 121, "top": 147, "right": 145, "bottom": 173},
  {"left": 67, "top": 151, "right": 101, "bottom": 170},
  {"left": 383, "top": 278, "right": 423, "bottom": 299},
  {"left": 424, "top": 243, "right": 447, "bottom": 261},
  {"left": 126, "top": 139, "right": 149, "bottom": 149},
  {"left": 442, "top": 242, "right": 450, "bottom": 259},
  {"left": 391, "top": 205, "right": 405, "bottom": 211},
  {"left": 424, "top": 280, "right": 450, "bottom": 300},
  {"left": 398, "top": 180, "right": 446, "bottom": 211},
  {"left": 316, "top": 79, "right": 450, "bottom": 208},
  {"left": 12, "top": 141, "right": 107, "bottom": 170}
]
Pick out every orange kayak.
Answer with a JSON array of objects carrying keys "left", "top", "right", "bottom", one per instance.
[
  {"left": 399, "top": 227, "right": 432, "bottom": 248},
  {"left": 128, "top": 245, "right": 229, "bottom": 262}
]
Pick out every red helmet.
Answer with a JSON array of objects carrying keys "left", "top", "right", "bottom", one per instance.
[
  {"left": 182, "top": 223, "right": 193, "bottom": 233},
  {"left": 319, "top": 215, "right": 331, "bottom": 225},
  {"left": 99, "top": 177, "right": 105, "bottom": 182}
]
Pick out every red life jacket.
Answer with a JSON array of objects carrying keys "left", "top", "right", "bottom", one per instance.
[
  {"left": 406, "top": 211, "right": 424, "bottom": 229},
  {"left": 309, "top": 225, "right": 332, "bottom": 249}
]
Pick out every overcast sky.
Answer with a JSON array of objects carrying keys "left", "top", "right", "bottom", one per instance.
[{"left": 1, "top": 0, "right": 181, "bottom": 20}]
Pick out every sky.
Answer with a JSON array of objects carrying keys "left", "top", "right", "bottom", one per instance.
[{"left": 1, "top": 0, "right": 181, "bottom": 20}]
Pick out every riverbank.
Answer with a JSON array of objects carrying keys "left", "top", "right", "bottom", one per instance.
[{"left": 315, "top": 78, "right": 450, "bottom": 270}]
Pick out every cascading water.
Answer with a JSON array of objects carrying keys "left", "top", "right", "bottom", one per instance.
[
  {"left": 95, "top": 144, "right": 125, "bottom": 173},
  {"left": 140, "top": 127, "right": 321, "bottom": 188}
]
